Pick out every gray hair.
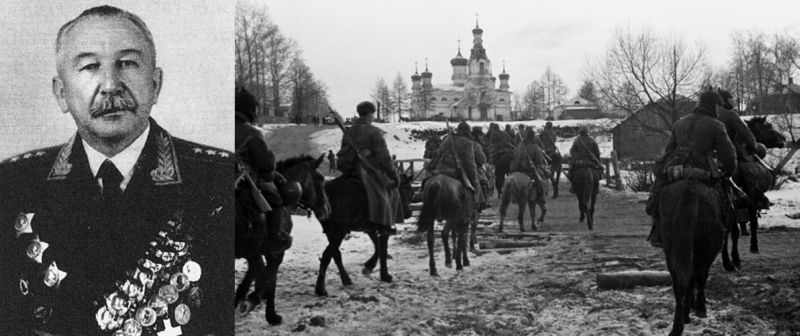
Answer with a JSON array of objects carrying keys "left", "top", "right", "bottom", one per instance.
[{"left": 55, "top": 5, "right": 155, "bottom": 62}]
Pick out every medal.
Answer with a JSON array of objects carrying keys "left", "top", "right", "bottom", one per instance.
[
  {"left": 182, "top": 260, "right": 201, "bottom": 282},
  {"left": 96, "top": 306, "right": 115, "bottom": 330},
  {"left": 137, "top": 268, "right": 155, "bottom": 289},
  {"left": 121, "top": 279, "right": 143, "bottom": 300},
  {"left": 43, "top": 261, "right": 67, "bottom": 288},
  {"left": 15, "top": 213, "right": 34, "bottom": 237},
  {"left": 141, "top": 258, "right": 163, "bottom": 273},
  {"left": 106, "top": 292, "right": 129, "bottom": 315},
  {"left": 170, "top": 272, "right": 190, "bottom": 292},
  {"left": 172, "top": 241, "right": 187, "bottom": 253},
  {"left": 135, "top": 307, "right": 157, "bottom": 327},
  {"left": 173, "top": 303, "right": 191, "bottom": 325},
  {"left": 26, "top": 238, "right": 49, "bottom": 264},
  {"left": 112, "top": 331, "right": 126, "bottom": 336},
  {"left": 186, "top": 287, "right": 202, "bottom": 308},
  {"left": 122, "top": 318, "right": 143, "bottom": 336},
  {"left": 33, "top": 305, "right": 52, "bottom": 324},
  {"left": 158, "top": 284, "right": 179, "bottom": 304},
  {"left": 148, "top": 297, "right": 168, "bottom": 317},
  {"left": 160, "top": 251, "right": 175, "bottom": 263}
]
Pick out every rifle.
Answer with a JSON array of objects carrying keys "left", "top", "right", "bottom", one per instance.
[
  {"left": 235, "top": 136, "right": 272, "bottom": 212},
  {"left": 445, "top": 121, "right": 475, "bottom": 192},
  {"left": 328, "top": 107, "right": 392, "bottom": 188}
]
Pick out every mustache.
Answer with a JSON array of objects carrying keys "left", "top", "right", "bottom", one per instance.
[{"left": 90, "top": 89, "right": 138, "bottom": 117}]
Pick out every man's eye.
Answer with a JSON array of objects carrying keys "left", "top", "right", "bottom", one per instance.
[
  {"left": 80, "top": 63, "right": 100, "bottom": 71},
  {"left": 119, "top": 60, "right": 139, "bottom": 68}
]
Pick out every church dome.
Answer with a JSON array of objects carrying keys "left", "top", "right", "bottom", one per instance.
[
  {"left": 421, "top": 69, "right": 432, "bottom": 78},
  {"left": 411, "top": 73, "right": 422, "bottom": 81},
  {"left": 450, "top": 51, "right": 467, "bottom": 66},
  {"left": 499, "top": 73, "right": 509, "bottom": 80},
  {"left": 472, "top": 25, "right": 483, "bottom": 35}
]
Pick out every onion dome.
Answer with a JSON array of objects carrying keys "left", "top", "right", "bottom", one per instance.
[
  {"left": 498, "top": 73, "right": 509, "bottom": 80},
  {"left": 411, "top": 62, "right": 422, "bottom": 81},
  {"left": 421, "top": 59, "right": 432, "bottom": 78},
  {"left": 450, "top": 50, "right": 467, "bottom": 66}
]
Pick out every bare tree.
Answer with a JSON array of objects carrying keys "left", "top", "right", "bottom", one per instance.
[
  {"left": 578, "top": 80, "right": 599, "bottom": 104},
  {"left": 371, "top": 78, "right": 392, "bottom": 122},
  {"left": 540, "top": 66, "right": 568, "bottom": 113},
  {"left": 587, "top": 27, "right": 708, "bottom": 135},
  {"left": 522, "top": 80, "right": 545, "bottom": 119},
  {"left": 390, "top": 73, "right": 410, "bottom": 120}
]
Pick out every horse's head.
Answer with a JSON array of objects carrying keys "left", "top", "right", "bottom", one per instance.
[
  {"left": 397, "top": 173, "right": 415, "bottom": 220},
  {"left": 747, "top": 117, "right": 787, "bottom": 149},
  {"left": 277, "top": 155, "right": 331, "bottom": 221}
]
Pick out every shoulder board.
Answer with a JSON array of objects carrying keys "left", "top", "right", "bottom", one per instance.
[{"left": 0, "top": 146, "right": 60, "bottom": 166}]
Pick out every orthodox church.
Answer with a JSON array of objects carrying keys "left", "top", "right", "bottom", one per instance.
[{"left": 410, "top": 20, "right": 512, "bottom": 121}]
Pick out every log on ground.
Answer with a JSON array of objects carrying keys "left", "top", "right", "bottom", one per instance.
[{"left": 596, "top": 270, "right": 672, "bottom": 290}]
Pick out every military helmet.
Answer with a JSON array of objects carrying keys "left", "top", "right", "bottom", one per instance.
[{"left": 279, "top": 180, "right": 303, "bottom": 207}]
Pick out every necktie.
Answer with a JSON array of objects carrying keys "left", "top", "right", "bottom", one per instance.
[{"left": 97, "top": 160, "right": 123, "bottom": 201}]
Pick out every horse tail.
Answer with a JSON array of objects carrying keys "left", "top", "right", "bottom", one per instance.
[
  {"left": 662, "top": 182, "right": 698, "bottom": 290},
  {"left": 499, "top": 176, "right": 514, "bottom": 216},
  {"left": 418, "top": 178, "right": 441, "bottom": 233}
]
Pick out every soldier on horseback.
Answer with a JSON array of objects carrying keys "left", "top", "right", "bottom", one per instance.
[
  {"left": 540, "top": 121, "right": 560, "bottom": 163},
  {"left": 567, "top": 127, "right": 603, "bottom": 193},
  {"left": 646, "top": 90, "right": 738, "bottom": 248},
  {"left": 425, "top": 121, "right": 479, "bottom": 208},
  {"left": 235, "top": 85, "right": 291, "bottom": 255},
  {"left": 335, "top": 101, "right": 402, "bottom": 231},
  {"left": 510, "top": 128, "right": 549, "bottom": 205}
]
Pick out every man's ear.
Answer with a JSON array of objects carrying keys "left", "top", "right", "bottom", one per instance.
[
  {"left": 52, "top": 76, "right": 69, "bottom": 113},
  {"left": 152, "top": 67, "right": 163, "bottom": 105}
]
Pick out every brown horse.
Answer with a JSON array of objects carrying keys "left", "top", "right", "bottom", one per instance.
[
  {"left": 721, "top": 115, "right": 786, "bottom": 271},
  {"left": 658, "top": 180, "right": 724, "bottom": 336},
  {"left": 571, "top": 166, "right": 601, "bottom": 230},
  {"left": 418, "top": 174, "right": 473, "bottom": 276},
  {"left": 235, "top": 155, "right": 330, "bottom": 325},
  {"left": 313, "top": 173, "right": 414, "bottom": 296},
  {"left": 498, "top": 171, "right": 546, "bottom": 232}
]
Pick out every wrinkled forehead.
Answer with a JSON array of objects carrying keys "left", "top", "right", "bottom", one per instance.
[{"left": 56, "top": 16, "right": 155, "bottom": 67}]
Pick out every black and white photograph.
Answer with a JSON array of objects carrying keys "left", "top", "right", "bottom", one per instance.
[
  {"left": 235, "top": 0, "right": 800, "bottom": 335},
  {"left": 0, "top": 1, "right": 234, "bottom": 335}
]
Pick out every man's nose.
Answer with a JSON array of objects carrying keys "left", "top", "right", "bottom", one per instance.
[{"left": 99, "top": 66, "right": 122, "bottom": 95}]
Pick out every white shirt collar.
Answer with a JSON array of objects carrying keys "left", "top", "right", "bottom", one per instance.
[{"left": 83, "top": 125, "right": 150, "bottom": 191}]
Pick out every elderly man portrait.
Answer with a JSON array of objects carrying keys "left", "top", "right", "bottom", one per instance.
[{"left": 0, "top": 3, "right": 233, "bottom": 336}]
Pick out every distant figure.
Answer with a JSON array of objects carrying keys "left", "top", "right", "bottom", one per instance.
[
  {"left": 328, "top": 150, "right": 337, "bottom": 172},
  {"left": 504, "top": 124, "right": 516, "bottom": 142},
  {"left": 567, "top": 127, "right": 603, "bottom": 193}
]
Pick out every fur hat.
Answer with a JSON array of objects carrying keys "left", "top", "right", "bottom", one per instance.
[
  {"left": 235, "top": 85, "right": 259, "bottom": 122},
  {"left": 457, "top": 121, "right": 471, "bottom": 135},
  {"left": 698, "top": 90, "right": 719, "bottom": 107},
  {"left": 356, "top": 101, "right": 376, "bottom": 115}
]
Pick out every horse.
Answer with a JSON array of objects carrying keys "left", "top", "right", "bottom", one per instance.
[
  {"left": 498, "top": 171, "right": 546, "bottom": 232},
  {"left": 571, "top": 166, "right": 601, "bottom": 230},
  {"left": 657, "top": 180, "right": 724, "bottom": 336},
  {"left": 313, "top": 173, "right": 414, "bottom": 296},
  {"left": 234, "top": 154, "right": 330, "bottom": 325},
  {"left": 547, "top": 151, "right": 563, "bottom": 198},
  {"left": 491, "top": 149, "right": 515, "bottom": 195},
  {"left": 720, "top": 115, "right": 786, "bottom": 271},
  {"left": 418, "top": 174, "right": 473, "bottom": 276}
]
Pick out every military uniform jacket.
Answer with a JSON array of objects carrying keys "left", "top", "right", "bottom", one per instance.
[
  {"left": 430, "top": 134, "right": 478, "bottom": 188},
  {"left": 0, "top": 120, "right": 233, "bottom": 336},
  {"left": 664, "top": 107, "right": 736, "bottom": 175},
  {"left": 539, "top": 128, "right": 558, "bottom": 154},
  {"left": 337, "top": 118, "right": 398, "bottom": 183},
  {"left": 569, "top": 135, "right": 601, "bottom": 167},
  {"left": 235, "top": 114, "right": 276, "bottom": 184},
  {"left": 510, "top": 140, "right": 546, "bottom": 173}
]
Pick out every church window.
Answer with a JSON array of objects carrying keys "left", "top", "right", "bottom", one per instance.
[
  {"left": 441, "top": 97, "right": 448, "bottom": 101},
  {"left": 479, "top": 62, "right": 485, "bottom": 74},
  {"left": 574, "top": 100, "right": 581, "bottom": 105},
  {"left": 430, "top": 97, "right": 436, "bottom": 101},
  {"left": 498, "top": 98, "right": 505, "bottom": 102}
]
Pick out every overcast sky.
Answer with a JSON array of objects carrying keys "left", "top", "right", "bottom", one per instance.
[
  {"left": 263, "top": 0, "right": 800, "bottom": 115},
  {"left": 0, "top": 0, "right": 233, "bottom": 159}
]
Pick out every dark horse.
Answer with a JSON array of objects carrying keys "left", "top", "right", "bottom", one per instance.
[
  {"left": 498, "top": 171, "right": 546, "bottom": 232},
  {"left": 234, "top": 155, "right": 330, "bottom": 325},
  {"left": 658, "top": 180, "right": 724, "bottom": 336},
  {"left": 571, "top": 166, "right": 601, "bottom": 230},
  {"left": 418, "top": 174, "right": 472, "bottom": 276},
  {"left": 721, "top": 115, "right": 786, "bottom": 271},
  {"left": 548, "top": 151, "right": 563, "bottom": 198},
  {"left": 491, "top": 149, "right": 515, "bottom": 195},
  {"left": 314, "top": 173, "right": 414, "bottom": 296}
]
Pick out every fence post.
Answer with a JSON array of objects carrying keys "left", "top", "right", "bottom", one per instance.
[{"left": 611, "top": 151, "right": 623, "bottom": 191}]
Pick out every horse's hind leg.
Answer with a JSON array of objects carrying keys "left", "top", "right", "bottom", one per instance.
[
  {"left": 749, "top": 207, "right": 759, "bottom": 254},
  {"left": 378, "top": 232, "right": 393, "bottom": 282},
  {"left": 331, "top": 236, "right": 353, "bottom": 286},
  {"left": 236, "top": 255, "right": 265, "bottom": 315},
  {"left": 364, "top": 231, "right": 379, "bottom": 274},
  {"left": 460, "top": 225, "right": 470, "bottom": 268},
  {"left": 455, "top": 224, "right": 467, "bottom": 271},
  {"left": 427, "top": 225, "right": 439, "bottom": 276},
  {"left": 264, "top": 252, "right": 284, "bottom": 325},
  {"left": 537, "top": 202, "right": 547, "bottom": 228},
  {"left": 469, "top": 212, "right": 478, "bottom": 253},
  {"left": 721, "top": 229, "right": 736, "bottom": 272},
  {"left": 518, "top": 198, "right": 527, "bottom": 232},
  {"left": 443, "top": 224, "right": 452, "bottom": 268}
]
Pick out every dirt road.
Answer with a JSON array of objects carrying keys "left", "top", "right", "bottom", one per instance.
[{"left": 236, "top": 175, "right": 800, "bottom": 336}]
